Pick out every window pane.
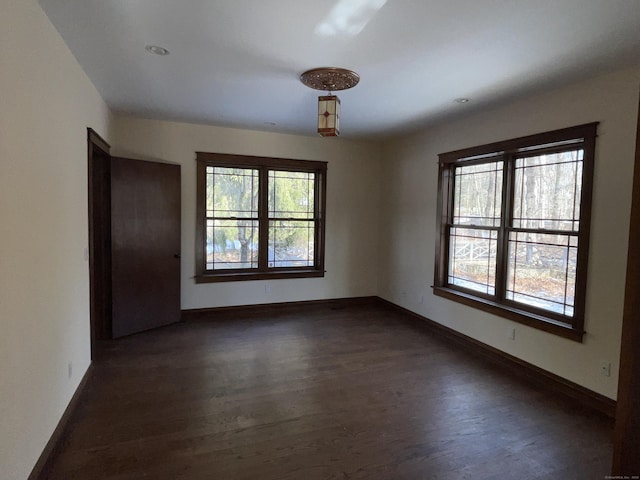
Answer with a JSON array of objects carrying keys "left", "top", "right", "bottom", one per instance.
[
  {"left": 506, "top": 232, "right": 577, "bottom": 316},
  {"left": 268, "top": 170, "right": 315, "bottom": 219},
  {"left": 206, "top": 166, "right": 259, "bottom": 218},
  {"left": 513, "top": 150, "right": 583, "bottom": 231},
  {"left": 197, "top": 154, "right": 327, "bottom": 282},
  {"left": 268, "top": 220, "right": 315, "bottom": 268},
  {"left": 206, "top": 219, "right": 258, "bottom": 270},
  {"left": 453, "top": 161, "right": 503, "bottom": 227},
  {"left": 448, "top": 227, "right": 498, "bottom": 295}
]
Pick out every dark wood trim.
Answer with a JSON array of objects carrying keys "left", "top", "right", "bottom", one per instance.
[
  {"left": 497, "top": 156, "right": 513, "bottom": 303},
  {"left": 435, "top": 123, "right": 598, "bottom": 339},
  {"left": 195, "top": 152, "right": 327, "bottom": 171},
  {"left": 574, "top": 131, "right": 596, "bottom": 328},
  {"left": 87, "top": 128, "right": 110, "bottom": 154},
  {"left": 87, "top": 128, "right": 112, "bottom": 356},
  {"left": 438, "top": 122, "right": 599, "bottom": 163},
  {"left": 612, "top": 94, "right": 640, "bottom": 475},
  {"left": 194, "top": 155, "right": 206, "bottom": 280},
  {"left": 377, "top": 297, "right": 615, "bottom": 418},
  {"left": 195, "top": 269, "right": 325, "bottom": 283},
  {"left": 316, "top": 166, "right": 327, "bottom": 272},
  {"left": 28, "top": 364, "right": 94, "bottom": 480},
  {"left": 433, "top": 160, "right": 449, "bottom": 288},
  {"left": 258, "top": 167, "right": 269, "bottom": 270},
  {"left": 195, "top": 153, "right": 327, "bottom": 282},
  {"left": 433, "top": 286, "right": 584, "bottom": 342},
  {"left": 182, "top": 296, "right": 379, "bottom": 320}
]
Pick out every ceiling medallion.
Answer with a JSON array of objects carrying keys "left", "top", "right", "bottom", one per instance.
[
  {"left": 300, "top": 68, "right": 360, "bottom": 137},
  {"left": 300, "top": 67, "right": 360, "bottom": 91}
]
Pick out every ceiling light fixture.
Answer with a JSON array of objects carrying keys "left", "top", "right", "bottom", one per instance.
[
  {"left": 145, "top": 45, "right": 170, "bottom": 56},
  {"left": 300, "top": 67, "right": 360, "bottom": 137},
  {"left": 455, "top": 98, "right": 470, "bottom": 104}
]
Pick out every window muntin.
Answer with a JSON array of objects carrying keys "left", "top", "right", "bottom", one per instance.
[
  {"left": 435, "top": 124, "right": 597, "bottom": 341},
  {"left": 506, "top": 231, "right": 578, "bottom": 316},
  {"left": 448, "top": 227, "right": 498, "bottom": 295},
  {"left": 512, "top": 150, "right": 583, "bottom": 231},
  {"left": 196, "top": 153, "right": 326, "bottom": 282},
  {"left": 448, "top": 160, "right": 502, "bottom": 295},
  {"left": 505, "top": 149, "right": 584, "bottom": 318},
  {"left": 206, "top": 167, "right": 259, "bottom": 270},
  {"left": 268, "top": 170, "right": 316, "bottom": 268},
  {"left": 453, "top": 160, "right": 503, "bottom": 227}
]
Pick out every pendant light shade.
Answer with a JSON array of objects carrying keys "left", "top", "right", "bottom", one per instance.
[{"left": 318, "top": 95, "right": 340, "bottom": 137}]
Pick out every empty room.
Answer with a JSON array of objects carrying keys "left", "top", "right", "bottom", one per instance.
[{"left": 2, "top": 1, "right": 640, "bottom": 479}]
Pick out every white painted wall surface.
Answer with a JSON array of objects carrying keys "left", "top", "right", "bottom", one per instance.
[
  {"left": 0, "top": 1, "right": 112, "bottom": 479},
  {"left": 111, "top": 117, "right": 382, "bottom": 310},
  {"left": 2, "top": 1, "right": 638, "bottom": 477},
  {"left": 379, "top": 68, "right": 640, "bottom": 400}
]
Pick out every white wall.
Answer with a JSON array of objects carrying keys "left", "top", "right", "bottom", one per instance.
[
  {"left": 379, "top": 68, "right": 640, "bottom": 399},
  {"left": 111, "top": 116, "right": 382, "bottom": 309},
  {"left": 1, "top": 2, "right": 636, "bottom": 476},
  {"left": 0, "top": 1, "right": 112, "bottom": 479}
]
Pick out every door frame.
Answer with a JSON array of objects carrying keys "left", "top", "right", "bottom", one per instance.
[
  {"left": 87, "top": 128, "right": 112, "bottom": 358},
  {"left": 612, "top": 93, "right": 640, "bottom": 475}
]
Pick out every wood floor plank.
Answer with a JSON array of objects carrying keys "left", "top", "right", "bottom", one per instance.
[{"left": 43, "top": 303, "right": 612, "bottom": 479}]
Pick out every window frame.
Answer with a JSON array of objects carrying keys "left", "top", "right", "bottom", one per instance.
[
  {"left": 434, "top": 123, "right": 598, "bottom": 342},
  {"left": 195, "top": 152, "right": 327, "bottom": 283}
]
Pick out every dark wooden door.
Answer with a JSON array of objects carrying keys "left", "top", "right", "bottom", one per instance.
[{"left": 110, "top": 157, "right": 181, "bottom": 338}]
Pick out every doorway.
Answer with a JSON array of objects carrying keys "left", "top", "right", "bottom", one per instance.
[
  {"left": 87, "top": 129, "right": 182, "bottom": 357},
  {"left": 88, "top": 129, "right": 112, "bottom": 358}
]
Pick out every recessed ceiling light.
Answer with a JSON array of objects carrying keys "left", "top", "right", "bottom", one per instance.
[
  {"left": 455, "top": 98, "right": 470, "bottom": 104},
  {"left": 145, "top": 45, "right": 169, "bottom": 56}
]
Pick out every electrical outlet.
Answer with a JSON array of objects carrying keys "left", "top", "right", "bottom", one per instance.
[
  {"left": 264, "top": 284, "right": 271, "bottom": 294},
  {"left": 507, "top": 327, "right": 516, "bottom": 341},
  {"left": 599, "top": 361, "right": 611, "bottom": 377},
  {"left": 67, "top": 362, "right": 73, "bottom": 379},
  {"left": 419, "top": 295, "right": 424, "bottom": 304}
]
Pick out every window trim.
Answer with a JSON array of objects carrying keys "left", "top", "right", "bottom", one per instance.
[
  {"left": 433, "top": 123, "right": 598, "bottom": 342},
  {"left": 195, "top": 152, "right": 327, "bottom": 283}
]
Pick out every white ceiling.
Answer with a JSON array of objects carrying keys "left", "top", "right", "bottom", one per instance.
[{"left": 40, "top": 0, "right": 640, "bottom": 140}]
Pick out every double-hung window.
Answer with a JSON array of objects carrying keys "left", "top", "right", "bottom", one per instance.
[
  {"left": 434, "top": 123, "right": 598, "bottom": 341},
  {"left": 195, "top": 153, "right": 327, "bottom": 282}
]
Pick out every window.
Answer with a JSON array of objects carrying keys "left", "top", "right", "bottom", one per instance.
[
  {"left": 434, "top": 123, "right": 598, "bottom": 341},
  {"left": 195, "top": 153, "right": 327, "bottom": 282}
]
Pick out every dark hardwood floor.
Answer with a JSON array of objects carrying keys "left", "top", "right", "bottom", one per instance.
[{"left": 45, "top": 301, "right": 613, "bottom": 479}]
